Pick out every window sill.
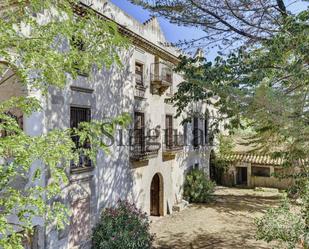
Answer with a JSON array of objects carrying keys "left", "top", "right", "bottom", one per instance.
[
  {"left": 134, "top": 85, "right": 147, "bottom": 99},
  {"left": 70, "top": 166, "right": 94, "bottom": 174},
  {"left": 135, "top": 84, "right": 146, "bottom": 91},
  {"left": 70, "top": 166, "right": 94, "bottom": 183}
]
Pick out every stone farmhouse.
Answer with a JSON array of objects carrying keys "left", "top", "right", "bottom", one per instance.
[
  {"left": 218, "top": 137, "right": 296, "bottom": 189},
  {"left": 0, "top": 1, "right": 215, "bottom": 248},
  {"left": 222, "top": 153, "right": 294, "bottom": 189}
]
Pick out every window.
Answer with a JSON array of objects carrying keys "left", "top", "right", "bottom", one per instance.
[
  {"left": 204, "top": 115, "right": 209, "bottom": 145},
  {"left": 193, "top": 117, "right": 199, "bottom": 148},
  {"left": 183, "top": 122, "right": 187, "bottom": 146},
  {"left": 165, "top": 115, "right": 173, "bottom": 148},
  {"left": 70, "top": 107, "right": 90, "bottom": 128},
  {"left": 252, "top": 166, "right": 270, "bottom": 177},
  {"left": 162, "top": 66, "right": 173, "bottom": 84},
  {"left": 70, "top": 106, "right": 91, "bottom": 168},
  {"left": 133, "top": 112, "right": 145, "bottom": 151},
  {"left": 135, "top": 62, "right": 144, "bottom": 86},
  {"left": 193, "top": 117, "right": 203, "bottom": 148}
]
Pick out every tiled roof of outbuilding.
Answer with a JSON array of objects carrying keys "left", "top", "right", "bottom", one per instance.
[
  {"left": 224, "top": 153, "right": 283, "bottom": 165},
  {"left": 224, "top": 153, "right": 308, "bottom": 166}
]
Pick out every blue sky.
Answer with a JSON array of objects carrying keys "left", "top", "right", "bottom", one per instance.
[
  {"left": 111, "top": 0, "right": 309, "bottom": 60},
  {"left": 110, "top": 0, "right": 204, "bottom": 43},
  {"left": 110, "top": 0, "right": 206, "bottom": 56}
]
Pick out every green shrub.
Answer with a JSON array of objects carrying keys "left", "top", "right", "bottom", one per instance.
[
  {"left": 183, "top": 168, "right": 216, "bottom": 203},
  {"left": 255, "top": 200, "right": 305, "bottom": 248},
  {"left": 92, "top": 200, "right": 154, "bottom": 249},
  {"left": 256, "top": 180, "right": 309, "bottom": 248}
]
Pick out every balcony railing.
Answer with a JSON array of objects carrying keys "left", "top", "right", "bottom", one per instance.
[
  {"left": 163, "top": 134, "right": 184, "bottom": 156},
  {"left": 150, "top": 62, "right": 173, "bottom": 95},
  {"left": 130, "top": 133, "right": 160, "bottom": 161}
]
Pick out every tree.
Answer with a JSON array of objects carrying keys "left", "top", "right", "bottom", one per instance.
[
  {"left": 130, "top": 0, "right": 298, "bottom": 50},
  {"left": 171, "top": 9, "right": 309, "bottom": 159},
  {"left": 0, "top": 1, "right": 129, "bottom": 248},
  {"left": 174, "top": 11, "right": 309, "bottom": 247}
]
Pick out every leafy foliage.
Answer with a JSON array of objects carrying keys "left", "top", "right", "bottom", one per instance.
[
  {"left": 0, "top": 0, "right": 128, "bottom": 91},
  {"left": 0, "top": 1, "right": 129, "bottom": 248},
  {"left": 135, "top": 1, "right": 309, "bottom": 247},
  {"left": 256, "top": 182, "right": 309, "bottom": 248},
  {"left": 213, "top": 134, "right": 235, "bottom": 170},
  {"left": 92, "top": 200, "right": 154, "bottom": 249},
  {"left": 170, "top": 9, "right": 309, "bottom": 166},
  {"left": 183, "top": 168, "right": 216, "bottom": 203},
  {"left": 171, "top": 11, "right": 309, "bottom": 247}
]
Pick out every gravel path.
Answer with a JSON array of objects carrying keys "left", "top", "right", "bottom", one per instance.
[{"left": 150, "top": 187, "right": 283, "bottom": 249}]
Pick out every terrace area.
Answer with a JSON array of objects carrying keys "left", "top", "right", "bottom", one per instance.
[{"left": 151, "top": 187, "right": 282, "bottom": 249}]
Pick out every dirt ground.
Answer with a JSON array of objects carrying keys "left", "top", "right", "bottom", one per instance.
[{"left": 150, "top": 186, "right": 283, "bottom": 249}]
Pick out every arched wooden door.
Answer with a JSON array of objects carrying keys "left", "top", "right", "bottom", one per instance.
[{"left": 150, "top": 173, "right": 162, "bottom": 216}]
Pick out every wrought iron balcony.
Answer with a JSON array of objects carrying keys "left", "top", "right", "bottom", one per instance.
[
  {"left": 130, "top": 133, "right": 160, "bottom": 161},
  {"left": 163, "top": 134, "right": 184, "bottom": 157},
  {"left": 150, "top": 62, "right": 173, "bottom": 95}
]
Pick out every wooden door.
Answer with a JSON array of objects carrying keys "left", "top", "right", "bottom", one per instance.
[
  {"left": 241, "top": 167, "right": 248, "bottom": 184},
  {"left": 150, "top": 174, "right": 160, "bottom": 216},
  {"left": 236, "top": 167, "right": 242, "bottom": 185},
  {"left": 236, "top": 167, "right": 247, "bottom": 185}
]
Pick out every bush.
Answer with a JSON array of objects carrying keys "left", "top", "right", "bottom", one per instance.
[
  {"left": 183, "top": 168, "right": 216, "bottom": 203},
  {"left": 255, "top": 200, "right": 306, "bottom": 248},
  {"left": 92, "top": 200, "right": 153, "bottom": 249},
  {"left": 256, "top": 180, "right": 309, "bottom": 248}
]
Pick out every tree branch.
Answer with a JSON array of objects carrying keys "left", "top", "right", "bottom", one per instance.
[
  {"left": 224, "top": 0, "right": 279, "bottom": 34},
  {"left": 188, "top": 0, "right": 267, "bottom": 41}
]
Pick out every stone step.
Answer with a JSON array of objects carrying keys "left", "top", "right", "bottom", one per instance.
[
  {"left": 255, "top": 187, "right": 279, "bottom": 193},
  {"left": 172, "top": 200, "right": 189, "bottom": 212}
]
